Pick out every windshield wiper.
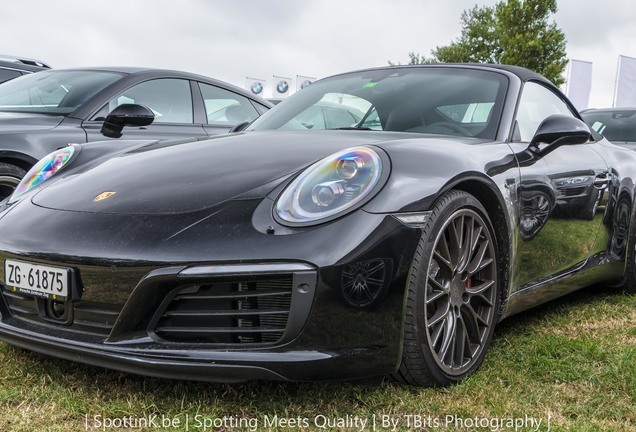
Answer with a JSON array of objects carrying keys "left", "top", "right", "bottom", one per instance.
[{"left": 328, "top": 127, "right": 373, "bottom": 130}]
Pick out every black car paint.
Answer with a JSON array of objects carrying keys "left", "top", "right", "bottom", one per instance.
[{"left": 0, "top": 65, "right": 635, "bottom": 383}]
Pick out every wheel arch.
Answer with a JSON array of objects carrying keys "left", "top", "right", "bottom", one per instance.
[
  {"left": 0, "top": 152, "right": 38, "bottom": 172},
  {"left": 392, "top": 186, "right": 506, "bottom": 385}
]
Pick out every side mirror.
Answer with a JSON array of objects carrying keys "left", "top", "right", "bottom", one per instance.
[
  {"left": 529, "top": 114, "right": 592, "bottom": 150},
  {"left": 229, "top": 121, "right": 250, "bottom": 133},
  {"left": 100, "top": 104, "right": 154, "bottom": 138}
]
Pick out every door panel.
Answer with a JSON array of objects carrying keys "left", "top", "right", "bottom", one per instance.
[
  {"left": 83, "top": 122, "right": 207, "bottom": 142},
  {"left": 509, "top": 81, "right": 608, "bottom": 289},
  {"left": 510, "top": 142, "right": 607, "bottom": 288}
]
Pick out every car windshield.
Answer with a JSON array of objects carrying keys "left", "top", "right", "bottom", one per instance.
[
  {"left": 581, "top": 110, "right": 636, "bottom": 143},
  {"left": 0, "top": 70, "right": 123, "bottom": 115},
  {"left": 249, "top": 67, "right": 508, "bottom": 140}
]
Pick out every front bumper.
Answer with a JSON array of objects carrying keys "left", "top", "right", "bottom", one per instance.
[
  {"left": 0, "top": 305, "right": 396, "bottom": 383},
  {"left": 0, "top": 201, "right": 419, "bottom": 382}
]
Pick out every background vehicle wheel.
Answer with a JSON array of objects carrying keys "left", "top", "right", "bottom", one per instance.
[
  {"left": 0, "top": 163, "right": 26, "bottom": 201},
  {"left": 582, "top": 188, "right": 601, "bottom": 221},
  {"left": 392, "top": 190, "right": 500, "bottom": 386},
  {"left": 519, "top": 190, "right": 554, "bottom": 240}
]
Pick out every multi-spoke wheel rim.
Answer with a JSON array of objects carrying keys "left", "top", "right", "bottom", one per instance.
[
  {"left": 424, "top": 208, "right": 497, "bottom": 376},
  {"left": 341, "top": 259, "right": 386, "bottom": 307},
  {"left": 520, "top": 193, "right": 552, "bottom": 239}
]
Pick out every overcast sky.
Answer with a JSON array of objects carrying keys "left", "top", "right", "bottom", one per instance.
[{"left": 2, "top": 0, "right": 635, "bottom": 107}]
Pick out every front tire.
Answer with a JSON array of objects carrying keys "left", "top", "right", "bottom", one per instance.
[
  {"left": 581, "top": 188, "right": 601, "bottom": 221},
  {"left": 393, "top": 190, "right": 500, "bottom": 386}
]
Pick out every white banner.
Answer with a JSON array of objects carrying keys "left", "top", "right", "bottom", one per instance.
[
  {"left": 614, "top": 55, "right": 636, "bottom": 107},
  {"left": 273, "top": 76, "right": 292, "bottom": 98},
  {"left": 296, "top": 75, "right": 316, "bottom": 92},
  {"left": 565, "top": 59, "right": 593, "bottom": 110},
  {"left": 245, "top": 77, "right": 266, "bottom": 97}
]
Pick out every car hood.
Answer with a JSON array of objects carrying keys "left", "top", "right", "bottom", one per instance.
[
  {"left": 0, "top": 111, "right": 65, "bottom": 133},
  {"left": 32, "top": 130, "right": 429, "bottom": 215}
]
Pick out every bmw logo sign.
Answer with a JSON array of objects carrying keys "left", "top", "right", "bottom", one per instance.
[
  {"left": 300, "top": 80, "right": 312, "bottom": 89},
  {"left": 276, "top": 80, "right": 289, "bottom": 94},
  {"left": 250, "top": 82, "right": 263, "bottom": 95}
]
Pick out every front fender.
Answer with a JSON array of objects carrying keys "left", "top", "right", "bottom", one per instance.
[{"left": 363, "top": 141, "right": 517, "bottom": 214}]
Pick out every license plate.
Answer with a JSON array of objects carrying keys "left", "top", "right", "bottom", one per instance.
[{"left": 4, "top": 259, "right": 69, "bottom": 300}]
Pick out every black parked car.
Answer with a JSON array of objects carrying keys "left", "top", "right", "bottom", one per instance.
[
  {"left": 0, "top": 55, "right": 50, "bottom": 84},
  {"left": 0, "top": 67, "right": 272, "bottom": 200},
  {"left": 581, "top": 107, "right": 636, "bottom": 150},
  {"left": 1, "top": 64, "right": 635, "bottom": 387}
]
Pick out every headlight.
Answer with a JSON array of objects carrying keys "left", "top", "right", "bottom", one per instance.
[
  {"left": 9, "top": 145, "right": 78, "bottom": 203},
  {"left": 275, "top": 146, "right": 386, "bottom": 225},
  {"left": 555, "top": 176, "right": 590, "bottom": 187}
]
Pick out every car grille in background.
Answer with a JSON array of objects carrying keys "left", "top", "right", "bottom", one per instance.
[
  {"left": 558, "top": 186, "right": 586, "bottom": 197},
  {"left": 152, "top": 277, "right": 293, "bottom": 345},
  {"left": 1, "top": 289, "right": 121, "bottom": 337}
]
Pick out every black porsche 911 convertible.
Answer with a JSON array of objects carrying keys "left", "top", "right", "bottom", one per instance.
[{"left": 0, "top": 64, "right": 635, "bottom": 387}]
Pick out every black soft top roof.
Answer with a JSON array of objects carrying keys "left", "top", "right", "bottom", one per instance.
[{"left": 328, "top": 63, "right": 552, "bottom": 86}]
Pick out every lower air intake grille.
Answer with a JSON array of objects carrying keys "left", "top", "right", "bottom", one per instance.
[
  {"left": 1, "top": 289, "right": 120, "bottom": 337},
  {"left": 559, "top": 186, "right": 586, "bottom": 197},
  {"left": 2, "top": 289, "right": 39, "bottom": 320},
  {"left": 152, "top": 277, "right": 293, "bottom": 344}
]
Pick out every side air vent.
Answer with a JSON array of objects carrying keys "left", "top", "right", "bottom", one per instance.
[{"left": 152, "top": 277, "right": 294, "bottom": 344}]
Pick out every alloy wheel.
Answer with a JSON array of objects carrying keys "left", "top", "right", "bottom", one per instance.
[{"left": 424, "top": 208, "right": 498, "bottom": 375}]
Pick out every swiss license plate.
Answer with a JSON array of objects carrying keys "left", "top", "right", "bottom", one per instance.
[{"left": 4, "top": 259, "right": 69, "bottom": 300}]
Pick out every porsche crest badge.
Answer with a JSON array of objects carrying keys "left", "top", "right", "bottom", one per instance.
[{"left": 94, "top": 191, "right": 116, "bottom": 202}]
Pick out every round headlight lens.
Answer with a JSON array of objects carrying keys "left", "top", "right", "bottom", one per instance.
[
  {"left": 10, "top": 145, "right": 77, "bottom": 202},
  {"left": 275, "top": 146, "right": 384, "bottom": 225},
  {"left": 336, "top": 156, "right": 364, "bottom": 179}
]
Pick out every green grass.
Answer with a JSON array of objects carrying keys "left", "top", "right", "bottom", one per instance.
[{"left": 0, "top": 288, "right": 634, "bottom": 431}]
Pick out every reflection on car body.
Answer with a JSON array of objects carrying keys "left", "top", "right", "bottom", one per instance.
[
  {"left": 551, "top": 171, "right": 603, "bottom": 220},
  {"left": 517, "top": 175, "right": 556, "bottom": 240},
  {"left": 1, "top": 64, "right": 636, "bottom": 387}
]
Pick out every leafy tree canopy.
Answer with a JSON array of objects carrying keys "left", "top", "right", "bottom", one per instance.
[{"left": 394, "top": 0, "right": 568, "bottom": 85}]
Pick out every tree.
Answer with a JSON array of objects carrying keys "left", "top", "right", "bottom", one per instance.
[
  {"left": 388, "top": 52, "right": 438, "bottom": 66},
  {"left": 402, "top": 0, "right": 568, "bottom": 86},
  {"left": 434, "top": 5, "right": 500, "bottom": 65},
  {"left": 494, "top": 0, "right": 567, "bottom": 85}
]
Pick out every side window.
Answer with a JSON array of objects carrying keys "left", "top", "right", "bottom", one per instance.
[
  {"left": 109, "top": 79, "right": 193, "bottom": 124},
  {"left": 514, "top": 82, "right": 574, "bottom": 142},
  {"left": 361, "top": 108, "right": 382, "bottom": 130},
  {"left": 582, "top": 111, "right": 636, "bottom": 142},
  {"left": 281, "top": 93, "right": 372, "bottom": 130},
  {"left": 0, "top": 69, "right": 21, "bottom": 84},
  {"left": 438, "top": 103, "right": 494, "bottom": 124},
  {"left": 324, "top": 106, "right": 359, "bottom": 128},
  {"left": 295, "top": 106, "right": 326, "bottom": 129},
  {"left": 253, "top": 103, "right": 269, "bottom": 115},
  {"left": 199, "top": 83, "right": 259, "bottom": 126}
]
